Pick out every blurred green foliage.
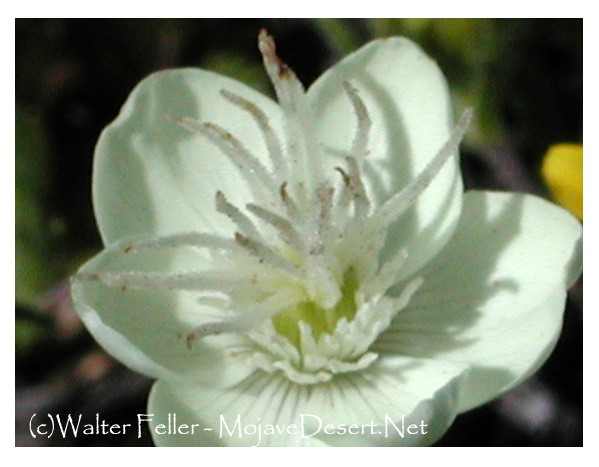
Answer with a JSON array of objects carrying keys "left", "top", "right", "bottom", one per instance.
[{"left": 16, "top": 108, "right": 53, "bottom": 306}]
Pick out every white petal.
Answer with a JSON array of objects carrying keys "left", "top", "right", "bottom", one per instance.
[
  {"left": 71, "top": 237, "right": 254, "bottom": 387},
  {"left": 93, "top": 69, "right": 284, "bottom": 245},
  {"left": 375, "top": 191, "right": 582, "bottom": 411},
  {"left": 307, "top": 38, "right": 462, "bottom": 277},
  {"left": 147, "top": 356, "right": 469, "bottom": 447}
]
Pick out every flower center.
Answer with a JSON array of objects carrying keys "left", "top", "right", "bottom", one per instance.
[
  {"left": 77, "top": 30, "right": 472, "bottom": 385},
  {"left": 272, "top": 267, "right": 359, "bottom": 349}
]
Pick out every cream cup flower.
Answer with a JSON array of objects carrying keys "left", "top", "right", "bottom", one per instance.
[{"left": 71, "top": 31, "right": 582, "bottom": 447}]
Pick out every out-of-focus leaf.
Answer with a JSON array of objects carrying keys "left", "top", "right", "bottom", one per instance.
[
  {"left": 313, "top": 19, "right": 367, "bottom": 57},
  {"left": 15, "top": 317, "right": 46, "bottom": 356},
  {"left": 15, "top": 107, "right": 56, "bottom": 306},
  {"left": 202, "top": 51, "right": 272, "bottom": 96}
]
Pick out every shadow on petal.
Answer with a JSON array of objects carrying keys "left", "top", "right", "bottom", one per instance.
[
  {"left": 375, "top": 193, "right": 537, "bottom": 385},
  {"left": 94, "top": 72, "right": 207, "bottom": 243},
  {"left": 72, "top": 236, "right": 245, "bottom": 386}
]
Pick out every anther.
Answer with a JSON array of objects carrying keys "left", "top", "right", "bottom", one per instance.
[
  {"left": 245, "top": 203, "right": 301, "bottom": 249},
  {"left": 372, "top": 108, "right": 473, "bottom": 224},
  {"left": 73, "top": 270, "right": 245, "bottom": 293},
  {"left": 279, "top": 181, "right": 301, "bottom": 222},
  {"left": 173, "top": 116, "right": 279, "bottom": 201},
  {"left": 234, "top": 232, "right": 299, "bottom": 276},
  {"left": 186, "top": 321, "right": 239, "bottom": 348},
  {"left": 124, "top": 232, "right": 238, "bottom": 252},
  {"left": 215, "top": 191, "right": 260, "bottom": 239},
  {"left": 335, "top": 167, "right": 351, "bottom": 186},
  {"left": 220, "top": 89, "right": 285, "bottom": 173},
  {"left": 258, "top": 29, "right": 305, "bottom": 112},
  {"left": 343, "top": 82, "right": 371, "bottom": 159}
]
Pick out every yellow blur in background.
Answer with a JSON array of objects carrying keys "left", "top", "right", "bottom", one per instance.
[{"left": 542, "top": 144, "right": 583, "bottom": 220}]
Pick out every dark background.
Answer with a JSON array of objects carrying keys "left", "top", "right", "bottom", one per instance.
[{"left": 15, "top": 18, "right": 583, "bottom": 446}]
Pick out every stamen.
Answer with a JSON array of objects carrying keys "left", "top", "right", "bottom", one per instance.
[
  {"left": 220, "top": 89, "right": 286, "bottom": 175},
  {"left": 258, "top": 29, "right": 320, "bottom": 194},
  {"left": 195, "top": 294, "right": 231, "bottom": 310},
  {"left": 343, "top": 82, "right": 372, "bottom": 216},
  {"left": 343, "top": 82, "right": 371, "bottom": 159},
  {"left": 245, "top": 203, "right": 302, "bottom": 250},
  {"left": 378, "top": 248, "right": 408, "bottom": 278},
  {"left": 124, "top": 231, "right": 238, "bottom": 252},
  {"left": 234, "top": 233, "right": 300, "bottom": 277},
  {"left": 373, "top": 248, "right": 409, "bottom": 294},
  {"left": 302, "top": 255, "right": 342, "bottom": 309},
  {"left": 258, "top": 29, "right": 305, "bottom": 114},
  {"left": 215, "top": 191, "right": 260, "bottom": 239},
  {"left": 393, "top": 276, "right": 425, "bottom": 314},
  {"left": 301, "top": 183, "right": 335, "bottom": 259},
  {"left": 174, "top": 117, "right": 279, "bottom": 200},
  {"left": 186, "top": 321, "right": 242, "bottom": 348},
  {"left": 335, "top": 166, "right": 353, "bottom": 211},
  {"left": 315, "top": 183, "right": 334, "bottom": 243},
  {"left": 335, "top": 167, "right": 351, "bottom": 186},
  {"left": 345, "top": 155, "right": 370, "bottom": 216},
  {"left": 280, "top": 181, "right": 301, "bottom": 220},
  {"left": 185, "top": 307, "right": 276, "bottom": 348},
  {"left": 371, "top": 108, "right": 473, "bottom": 224},
  {"left": 74, "top": 270, "right": 247, "bottom": 293}
]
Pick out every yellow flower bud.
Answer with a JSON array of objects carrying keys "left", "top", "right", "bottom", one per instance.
[{"left": 542, "top": 143, "right": 583, "bottom": 219}]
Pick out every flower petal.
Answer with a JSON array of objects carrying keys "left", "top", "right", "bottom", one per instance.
[
  {"left": 307, "top": 38, "right": 462, "bottom": 277},
  {"left": 147, "top": 356, "right": 468, "bottom": 447},
  {"left": 375, "top": 190, "right": 582, "bottom": 411},
  {"left": 93, "top": 69, "right": 285, "bottom": 245},
  {"left": 71, "top": 236, "right": 255, "bottom": 387}
]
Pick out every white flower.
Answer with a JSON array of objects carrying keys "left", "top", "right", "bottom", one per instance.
[{"left": 71, "top": 31, "right": 582, "bottom": 446}]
